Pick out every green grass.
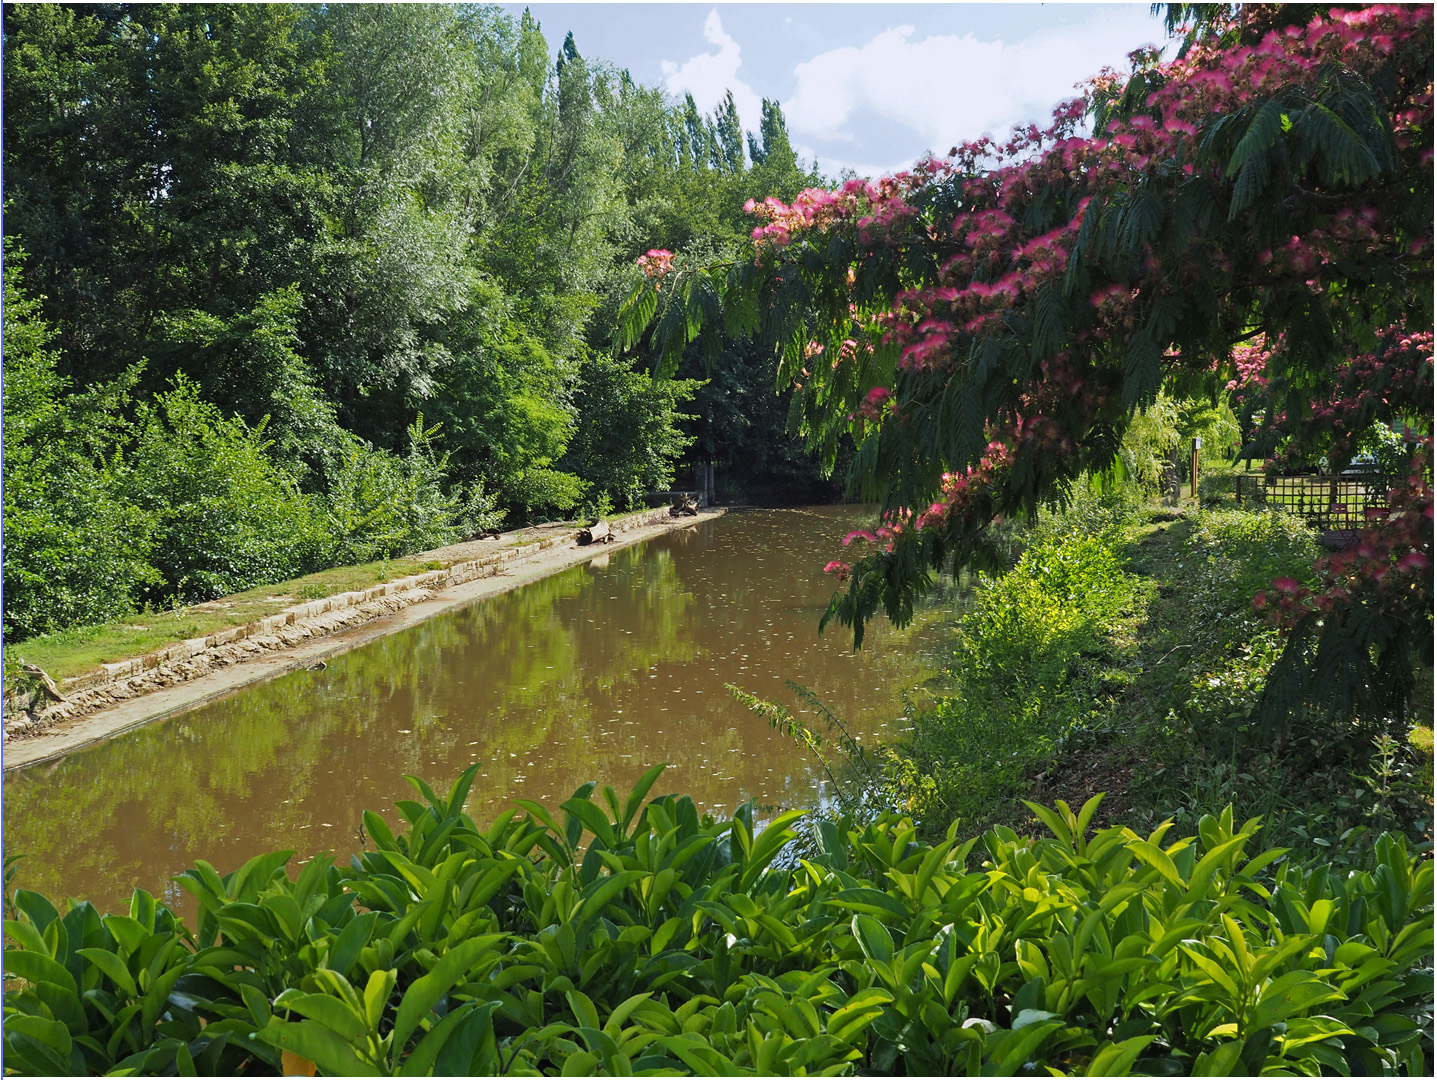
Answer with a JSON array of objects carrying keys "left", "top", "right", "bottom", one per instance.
[
  {"left": 892, "top": 496, "right": 1433, "bottom": 866},
  {"left": 9, "top": 556, "right": 454, "bottom": 685},
  {"left": 8, "top": 506, "right": 679, "bottom": 687}
]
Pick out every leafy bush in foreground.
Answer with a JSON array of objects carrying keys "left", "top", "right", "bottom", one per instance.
[{"left": 3, "top": 766, "right": 1432, "bottom": 1076}]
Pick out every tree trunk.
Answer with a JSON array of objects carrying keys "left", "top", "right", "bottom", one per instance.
[{"left": 578, "top": 520, "right": 612, "bottom": 545}]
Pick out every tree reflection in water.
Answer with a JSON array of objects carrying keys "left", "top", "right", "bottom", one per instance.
[{"left": 4, "top": 509, "right": 938, "bottom": 916}]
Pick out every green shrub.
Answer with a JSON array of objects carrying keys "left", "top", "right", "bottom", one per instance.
[
  {"left": 1, "top": 257, "right": 160, "bottom": 639},
  {"left": 321, "top": 418, "right": 502, "bottom": 563},
  {"left": 960, "top": 532, "right": 1129, "bottom": 696},
  {"left": 901, "top": 523, "right": 1140, "bottom": 828},
  {"left": 128, "top": 378, "right": 331, "bottom": 606},
  {"left": 2, "top": 251, "right": 507, "bottom": 638},
  {"left": 1354, "top": 421, "right": 1413, "bottom": 484},
  {"left": 1119, "top": 391, "right": 1186, "bottom": 492},
  {"left": 503, "top": 467, "right": 590, "bottom": 522},
  {"left": 4, "top": 769, "right": 1431, "bottom": 1076},
  {"left": 976, "top": 486, "right": 1137, "bottom": 573},
  {"left": 1198, "top": 465, "right": 1242, "bottom": 508},
  {"left": 153, "top": 287, "right": 348, "bottom": 487},
  {"left": 1, "top": 426, "right": 160, "bottom": 639},
  {"left": 1167, "top": 631, "right": 1286, "bottom": 749}
]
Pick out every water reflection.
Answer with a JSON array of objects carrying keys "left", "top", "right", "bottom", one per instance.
[{"left": 4, "top": 508, "right": 932, "bottom": 914}]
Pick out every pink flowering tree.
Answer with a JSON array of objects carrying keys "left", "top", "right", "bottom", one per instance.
[{"left": 620, "top": 4, "right": 1433, "bottom": 730}]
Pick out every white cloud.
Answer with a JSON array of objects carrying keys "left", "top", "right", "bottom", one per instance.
[
  {"left": 786, "top": 9, "right": 1163, "bottom": 175},
  {"left": 660, "top": 9, "right": 763, "bottom": 133}
]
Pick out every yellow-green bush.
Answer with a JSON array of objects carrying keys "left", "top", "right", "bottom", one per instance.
[{"left": 901, "top": 521, "right": 1140, "bottom": 828}]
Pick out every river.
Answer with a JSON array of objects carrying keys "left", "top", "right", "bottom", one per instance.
[{"left": 2, "top": 507, "right": 942, "bottom": 916}]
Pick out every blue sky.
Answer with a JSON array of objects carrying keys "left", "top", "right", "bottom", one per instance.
[{"left": 504, "top": 3, "right": 1171, "bottom": 178}]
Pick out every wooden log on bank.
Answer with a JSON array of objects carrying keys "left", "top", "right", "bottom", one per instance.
[
  {"left": 670, "top": 494, "right": 699, "bottom": 517},
  {"left": 23, "top": 664, "right": 67, "bottom": 704},
  {"left": 578, "top": 520, "right": 613, "bottom": 545}
]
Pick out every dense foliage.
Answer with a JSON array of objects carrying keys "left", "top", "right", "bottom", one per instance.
[
  {"left": 892, "top": 495, "right": 1143, "bottom": 830},
  {"left": 1, "top": 3, "right": 832, "bottom": 640},
  {"left": 870, "top": 487, "right": 1426, "bottom": 853},
  {"left": 0, "top": 260, "right": 495, "bottom": 639},
  {"left": 3, "top": 766, "right": 1432, "bottom": 1076},
  {"left": 621, "top": 3, "right": 1433, "bottom": 731}
]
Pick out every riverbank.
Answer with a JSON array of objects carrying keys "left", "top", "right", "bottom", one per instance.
[
  {"left": 2, "top": 506, "right": 725, "bottom": 771},
  {"left": 883, "top": 492, "right": 1433, "bottom": 865}
]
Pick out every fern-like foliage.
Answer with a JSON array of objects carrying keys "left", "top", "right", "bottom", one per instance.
[{"left": 619, "top": 6, "right": 1432, "bottom": 740}]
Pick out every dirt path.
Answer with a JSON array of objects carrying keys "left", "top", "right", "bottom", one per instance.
[{"left": 2, "top": 508, "right": 724, "bottom": 772}]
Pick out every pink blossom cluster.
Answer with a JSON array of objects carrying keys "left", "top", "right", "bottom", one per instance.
[
  {"left": 725, "top": 4, "right": 1432, "bottom": 604},
  {"left": 635, "top": 249, "right": 674, "bottom": 278},
  {"left": 1225, "top": 334, "right": 1273, "bottom": 393},
  {"left": 839, "top": 513, "right": 908, "bottom": 556},
  {"left": 1284, "top": 326, "right": 1434, "bottom": 464},
  {"left": 744, "top": 172, "right": 935, "bottom": 251},
  {"left": 778, "top": 4, "right": 1432, "bottom": 391},
  {"left": 914, "top": 442, "right": 1015, "bottom": 532},
  {"left": 853, "top": 385, "right": 892, "bottom": 422},
  {"left": 837, "top": 436, "right": 1021, "bottom": 553}
]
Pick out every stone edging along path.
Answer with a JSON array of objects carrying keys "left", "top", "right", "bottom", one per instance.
[{"left": 2, "top": 507, "right": 725, "bottom": 773}]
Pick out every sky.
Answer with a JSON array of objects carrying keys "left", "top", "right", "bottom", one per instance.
[{"left": 502, "top": 3, "right": 1172, "bottom": 179}]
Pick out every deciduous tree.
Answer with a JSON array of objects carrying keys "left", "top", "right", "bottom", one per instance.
[{"left": 623, "top": 3, "right": 1433, "bottom": 728}]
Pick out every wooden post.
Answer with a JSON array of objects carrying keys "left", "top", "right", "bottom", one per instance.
[{"left": 1190, "top": 437, "right": 1201, "bottom": 498}]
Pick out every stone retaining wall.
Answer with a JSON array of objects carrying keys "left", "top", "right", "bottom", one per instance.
[{"left": 4, "top": 507, "right": 684, "bottom": 739}]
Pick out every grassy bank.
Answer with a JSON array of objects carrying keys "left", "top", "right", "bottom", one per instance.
[
  {"left": 883, "top": 485, "right": 1434, "bottom": 868},
  {"left": 3, "top": 510, "right": 663, "bottom": 689},
  {"left": 3, "top": 556, "right": 450, "bottom": 687}
]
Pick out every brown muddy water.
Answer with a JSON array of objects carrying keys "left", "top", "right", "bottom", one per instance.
[{"left": 3, "top": 507, "right": 944, "bottom": 917}]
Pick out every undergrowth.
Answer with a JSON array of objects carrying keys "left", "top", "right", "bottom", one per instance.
[
  {"left": 882, "top": 494, "right": 1432, "bottom": 873},
  {"left": 3, "top": 766, "right": 1432, "bottom": 1076},
  {"left": 892, "top": 493, "right": 1145, "bottom": 833}
]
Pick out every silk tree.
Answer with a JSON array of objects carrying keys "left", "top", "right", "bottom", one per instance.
[{"left": 620, "top": 4, "right": 1433, "bottom": 733}]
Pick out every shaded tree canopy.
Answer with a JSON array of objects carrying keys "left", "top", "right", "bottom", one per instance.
[{"left": 622, "top": 3, "right": 1433, "bottom": 726}]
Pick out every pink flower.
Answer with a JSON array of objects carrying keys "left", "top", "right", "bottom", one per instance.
[
  {"left": 1398, "top": 551, "right": 1430, "bottom": 572},
  {"left": 636, "top": 249, "right": 674, "bottom": 277}
]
